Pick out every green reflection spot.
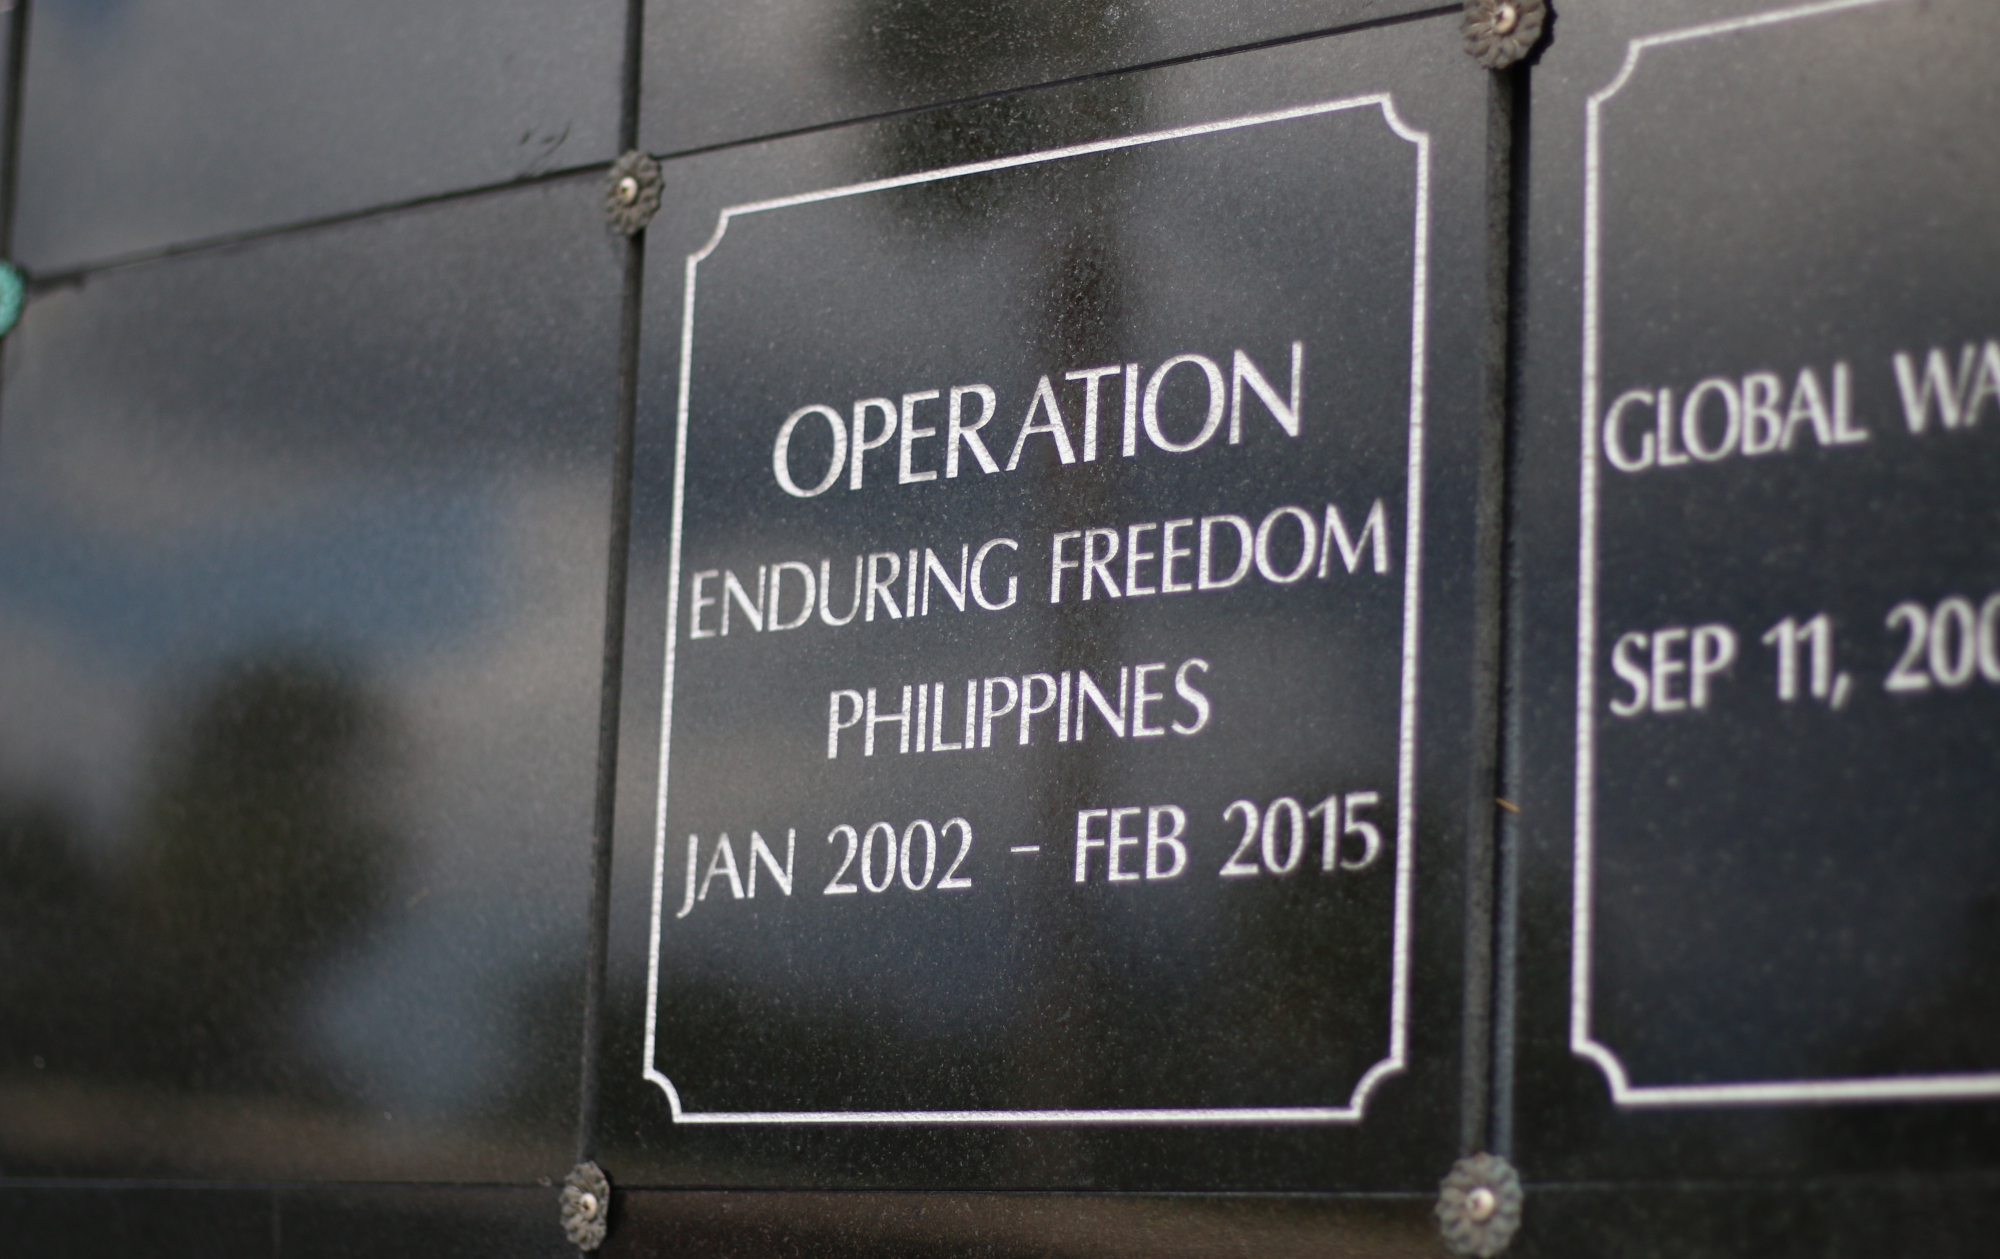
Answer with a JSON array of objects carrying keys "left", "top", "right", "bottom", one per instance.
[{"left": 0, "top": 262, "right": 21, "bottom": 337}]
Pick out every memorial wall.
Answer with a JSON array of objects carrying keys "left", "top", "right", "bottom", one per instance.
[{"left": 0, "top": 0, "right": 1994, "bottom": 1254}]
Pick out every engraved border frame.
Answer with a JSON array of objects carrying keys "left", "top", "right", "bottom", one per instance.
[
  {"left": 1569, "top": 0, "right": 2000, "bottom": 1108},
  {"left": 644, "top": 95, "right": 1432, "bottom": 1125}
]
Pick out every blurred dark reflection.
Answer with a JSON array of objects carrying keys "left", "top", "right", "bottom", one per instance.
[
  {"left": 848, "top": 7, "right": 1149, "bottom": 1166},
  {"left": 639, "top": 0, "right": 1419, "bottom": 156},
  {"left": 1, "top": 651, "right": 403, "bottom": 1099},
  {"left": 843, "top": 0, "right": 1144, "bottom": 187},
  {"left": 133, "top": 654, "right": 403, "bottom": 1089},
  {"left": 836, "top": 0, "right": 1135, "bottom": 117},
  {"left": 0, "top": 178, "right": 617, "bottom": 1180}
]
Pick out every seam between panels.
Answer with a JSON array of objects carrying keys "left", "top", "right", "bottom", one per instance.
[
  {"left": 1487, "top": 56, "right": 1534, "bottom": 1165},
  {"left": 0, "top": 0, "right": 31, "bottom": 451},
  {"left": 577, "top": 229, "right": 642, "bottom": 1167},
  {"left": 577, "top": 0, "right": 648, "bottom": 1169},
  {"left": 1457, "top": 65, "right": 1516, "bottom": 1162},
  {"left": 0, "top": 0, "right": 29, "bottom": 257},
  {"left": 619, "top": 0, "right": 643, "bottom": 153},
  {"left": 23, "top": 160, "right": 613, "bottom": 288}
]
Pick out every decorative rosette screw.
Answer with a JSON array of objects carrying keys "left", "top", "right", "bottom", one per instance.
[
  {"left": 560, "top": 1161, "right": 611, "bottom": 1251},
  {"left": 606, "top": 151, "right": 663, "bottom": 235},
  {"left": 1462, "top": 0, "right": 1546, "bottom": 69},
  {"left": 1437, "top": 1152, "right": 1524, "bottom": 1257}
]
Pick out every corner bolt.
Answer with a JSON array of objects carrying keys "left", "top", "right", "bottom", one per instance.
[
  {"left": 1461, "top": 0, "right": 1547, "bottom": 69},
  {"left": 1437, "top": 1152, "right": 1524, "bottom": 1257},
  {"left": 560, "top": 1161, "right": 611, "bottom": 1251},
  {"left": 606, "top": 151, "right": 663, "bottom": 235}
]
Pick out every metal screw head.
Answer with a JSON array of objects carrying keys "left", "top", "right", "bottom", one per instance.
[
  {"left": 1465, "top": 1187, "right": 1499, "bottom": 1223},
  {"left": 560, "top": 1161, "right": 612, "bottom": 1251},
  {"left": 1437, "top": 1153, "right": 1524, "bottom": 1258},
  {"left": 1461, "top": 0, "right": 1546, "bottom": 69},
  {"left": 605, "top": 151, "right": 663, "bottom": 235}
]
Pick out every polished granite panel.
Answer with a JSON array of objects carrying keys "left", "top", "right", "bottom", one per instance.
[
  {"left": 639, "top": 0, "right": 1454, "bottom": 156},
  {"left": 0, "top": 1184, "right": 580, "bottom": 1258},
  {"left": 1506, "top": 0, "right": 2000, "bottom": 1180},
  {"left": 277, "top": 1185, "right": 575, "bottom": 1259},
  {"left": 0, "top": 1185, "right": 274, "bottom": 1257},
  {"left": 0, "top": 1184, "right": 1446, "bottom": 1258},
  {"left": 1507, "top": 1177, "right": 2000, "bottom": 1259},
  {"left": 606, "top": 1190, "right": 1442, "bottom": 1257},
  {"left": 0, "top": 176, "right": 621, "bottom": 1180},
  {"left": 13, "top": 0, "right": 624, "bottom": 272},
  {"left": 603, "top": 14, "right": 1497, "bottom": 1191}
]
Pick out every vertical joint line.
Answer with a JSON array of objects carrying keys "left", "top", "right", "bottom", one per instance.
[
  {"left": 1487, "top": 58, "right": 1533, "bottom": 1163},
  {"left": 579, "top": 211, "right": 647, "bottom": 1168},
  {"left": 577, "top": 0, "right": 647, "bottom": 1166},
  {"left": 0, "top": 0, "right": 34, "bottom": 448},
  {"left": 1458, "top": 65, "right": 1516, "bottom": 1161},
  {"left": 618, "top": 0, "right": 644, "bottom": 153},
  {"left": 0, "top": 0, "right": 30, "bottom": 257}
]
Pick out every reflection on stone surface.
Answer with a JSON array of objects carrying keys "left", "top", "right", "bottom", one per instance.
[
  {"left": 0, "top": 179, "right": 619, "bottom": 1180},
  {"left": 15, "top": 0, "right": 624, "bottom": 271},
  {"left": 834, "top": 0, "right": 1138, "bottom": 121},
  {"left": 133, "top": 654, "right": 402, "bottom": 1091},
  {"left": 639, "top": 0, "right": 1437, "bottom": 156},
  {"left": 2, "top": 653, "right": 402, "bottom": 1097}
]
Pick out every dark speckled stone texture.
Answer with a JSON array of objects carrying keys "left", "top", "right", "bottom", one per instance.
[{"left": 0, "top": 175, "right": 621, "bottom": 1182}]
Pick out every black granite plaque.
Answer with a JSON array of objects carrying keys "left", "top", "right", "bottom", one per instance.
[
  {"left": 1512, "top": 0, "right": 2000, "bottom": 1179},
  {"left": 651, "top": 96, "right": 1430, "bottom": 1126},
  {"left": 605, "top": 17, "right": 1495, "bottom": 1190}
]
